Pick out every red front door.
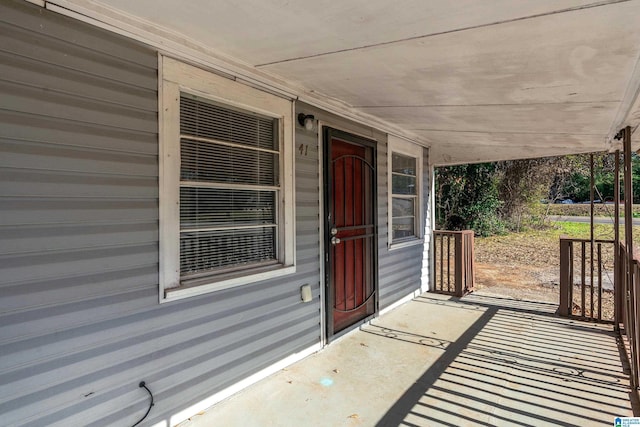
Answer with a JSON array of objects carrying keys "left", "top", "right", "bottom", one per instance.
[{"left": 324, "top": 128, "right": 377, "bottom": 337}]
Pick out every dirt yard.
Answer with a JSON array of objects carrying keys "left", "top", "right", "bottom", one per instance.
[
  {"left": 473, "top": 224, "right": 618, "bottom": 320},
  {"left": 474, "top": 232, "right": 561, "bottom": 304}
]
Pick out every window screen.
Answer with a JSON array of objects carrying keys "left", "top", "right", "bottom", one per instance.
[{"left": 391, "top": 152, "right": 417, "bottom": 241}]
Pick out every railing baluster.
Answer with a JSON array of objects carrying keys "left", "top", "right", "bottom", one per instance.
[
  {"left": 454, "top": 232, "right": 463, "bottom": 297},
  {"left": 616, "top": 243, "right": 624, "bottom": 327},
  {"left": 569, "top": 241, "right": 574, "bottom": 316},
  {"left": 439, "top": 234, "right": 443, "bottom": 292},
  {"left": 446, "top": 235, "right": 451, "bottom": 293},
  {"left": 590, "top": 241, "right": 595, "bottom": 320},
  {"left": 559, "top": 238, "right": 571, "bottom": 317},
  {"left": 597, "top": 243, "right": 602, "bottom": 322},
  {"left": 581, "top": 241, "right": 586, "bottom": 318},
  {"left": 629, "top": 258, "right": 640, "bottom": 387},
  {"left": 464, "top": 232, "right": 474, "bottom": 293}
]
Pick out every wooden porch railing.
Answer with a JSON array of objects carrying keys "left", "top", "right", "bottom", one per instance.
[
  {"left": 558, "top": 237, "right": 616, "bottom": 322},
  {"left": 433, "top": 230, "right": 475, "bottom": 297},
  {"left": 559, "top": 237, "right": 640, "bottom": 387},
  {"left": 616, "top": 242, "right": 640, "bottom": 388}
]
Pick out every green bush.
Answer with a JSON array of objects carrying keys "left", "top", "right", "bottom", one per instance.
[
  {"left": 435, "top": 153, "right": 638, "bottom": 237},
  {"left": 436, "top": 163, "right": 505, "bottom": 236}
]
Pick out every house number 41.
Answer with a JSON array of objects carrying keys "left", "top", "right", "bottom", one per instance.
[{"left": 298, "top": 144, "right": 309, "bottom": 156}]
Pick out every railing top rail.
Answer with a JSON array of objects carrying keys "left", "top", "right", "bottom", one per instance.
[
  {"left": 559, "top": 237, "right": 615, "bottom": 244},
  {"left": 434, "top": 230, "right": 474, "bottom": 236}
]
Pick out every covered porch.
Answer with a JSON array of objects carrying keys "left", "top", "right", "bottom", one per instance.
[
  {"left": 3, "top": 1, "right": 640, "bottom": 425},
  {"left": 183, "top": 292, "right": 636, "bottom": 426}
]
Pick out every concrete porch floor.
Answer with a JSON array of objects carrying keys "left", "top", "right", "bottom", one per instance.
[{"left": 182, "top": 292, "right": 638, "bottom": 426}]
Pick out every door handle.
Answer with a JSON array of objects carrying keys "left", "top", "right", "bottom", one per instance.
[{"left": 331, "top": 236, "right": 341, "bottom": 245}]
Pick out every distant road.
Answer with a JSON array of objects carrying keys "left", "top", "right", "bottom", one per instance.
[{"left": 548, "top": 215, "right": 640, "bottom": 226}]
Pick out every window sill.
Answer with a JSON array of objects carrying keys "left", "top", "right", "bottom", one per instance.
[
  {"left": 162, "top": 264, "right": 296, "bottom": 303},
  {"left": 388, "top": 237, "right": 424, "bottom": 251}
]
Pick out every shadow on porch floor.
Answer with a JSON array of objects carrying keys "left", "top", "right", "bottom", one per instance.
[{"left": 182, "top": 292, "right": 638, "bottom": 427}]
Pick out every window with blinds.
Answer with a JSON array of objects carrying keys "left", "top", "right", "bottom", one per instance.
[
  {"left": 179, "top": 94, "right": 280, "bottom": 279},
  {"left": 391, "top": 152, "right": 418, "bottom": 242},
  {"left": 159, "top": 56, "right": 295, "bottom": 300}
]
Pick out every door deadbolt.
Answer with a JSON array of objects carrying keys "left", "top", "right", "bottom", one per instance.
[{"left": 331, "top": 227, "right": 338, "bottom": 236}]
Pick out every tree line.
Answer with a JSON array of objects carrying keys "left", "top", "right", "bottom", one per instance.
[{"left": 435, "top": 153, "right": 640, "bottom": 236}]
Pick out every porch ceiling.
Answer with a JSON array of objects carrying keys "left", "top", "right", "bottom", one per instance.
[{"left": 66, "top": 0, "right": 640, "bottom": 164}]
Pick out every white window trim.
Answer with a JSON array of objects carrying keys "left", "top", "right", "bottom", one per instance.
[
  {"left": 387, "top": 135, "right": 424, "bottom": 250},
  {"left": 159, "top": 55, "right": 295, "bottom": 303}
]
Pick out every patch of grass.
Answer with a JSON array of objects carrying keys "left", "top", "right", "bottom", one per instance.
[
  {"left": 475, "top": 221, "right": 640, "bottom": 269},
  {"left": 553, "top": 222, "right": 640, "bottom": 244}
]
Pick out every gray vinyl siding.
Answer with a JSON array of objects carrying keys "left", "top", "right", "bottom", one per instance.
[{"left": 0, "top": 2, "right": 320, "bottom": 426}]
